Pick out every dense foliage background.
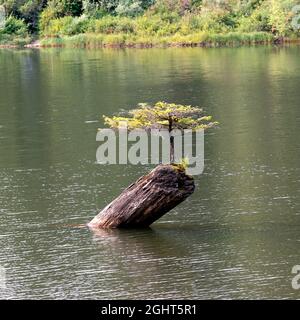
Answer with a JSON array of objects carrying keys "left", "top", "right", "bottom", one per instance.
[{"left": 0, "top": 1, "right": 300, "bottom": 46}]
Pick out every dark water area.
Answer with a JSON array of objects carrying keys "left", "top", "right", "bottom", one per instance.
[{"left": 0, "top": 46, "right": 299, "bottom": 299}]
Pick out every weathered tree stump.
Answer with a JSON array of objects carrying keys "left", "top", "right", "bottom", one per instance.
[{"left": 88, "top": 164, "right": 195, "bottom": 229}]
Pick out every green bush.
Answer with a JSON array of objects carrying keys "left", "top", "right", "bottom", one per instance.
[
  {"left": 237, "top": 8, "right": 271, "bottom": 33},
  {"left": 134, "top": 16, "right": 164, "bottom": 35},
  {"left": 236, "top": 0, "right": 299, "bottom": 36},
  {"left": 39, "top": 6, "right": 58, "bottom": 33},
  {"left": 267, "top": 0, "right": 292, "bottom": 36},
  {"left": 0, "top": 15, "right": 30, "bottom": 45},
  {"left": 2, "top": 16, "right": 28, "bottom": 36},
  {"left": 38, "top": 0, "right": 84, "bottom": 35},
  {"left": 41, "top": 15, "right": 91, "bottom": 36},
  {"left": 196, "top": 11, "right": 232, "bottom": 33}
]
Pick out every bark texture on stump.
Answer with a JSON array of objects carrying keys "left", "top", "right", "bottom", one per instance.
[{"left": 88, "top": 164, "right": 195, "bottom": 229}]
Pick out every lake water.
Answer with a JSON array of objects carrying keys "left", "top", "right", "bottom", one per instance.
[{"left": 0, "top": 46, "right": 299, "bottom": 299}]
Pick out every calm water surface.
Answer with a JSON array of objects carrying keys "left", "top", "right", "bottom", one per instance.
[{"left": 0, "top": 46, "right": 299, "bottom": 299}]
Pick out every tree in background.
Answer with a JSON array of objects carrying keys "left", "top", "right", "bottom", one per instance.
[
  {"left": 49, "top": 0, "right": 83, "bottom": 16},
  {"left": 0, "top": 0, "right": 47, "bottom": 31},
  {"left": 2, "top": 0, "right": 300, "bottom": 38},
  {"left": 236, "top": 0, "right": 300, "bottom": 36},
  {"left": 84, "top": 0, "right": 154, "bottom": 17}
]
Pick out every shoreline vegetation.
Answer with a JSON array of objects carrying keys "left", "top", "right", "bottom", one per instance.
[
  {"left": 38, "top": 33, "right": 297, "bottom": 49},
  {"left": 1, "top": 33, "right": 300, "bottom": 50},
  {"left": 1, "top": 1, "right": 300, "bottom": 49}
]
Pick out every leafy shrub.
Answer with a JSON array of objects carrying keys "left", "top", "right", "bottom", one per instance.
[
  {"left": 237, "top": 8, "right": 271, "bottom": 33},
  {"left": 195, "top": 11, "right": 232, "bottom": 33},
  {"left": 237, "top": 0, "right": 299, "bottom": 36},
  {"left": 2, "top": 16, "right": 28, "bottom": 36},
  {"left": 267, "top": 0, "right": 292, "bottom": 36},
  {"left": 134, "top": 15, "right": 182, "bottom": 36},
  {"left": 134, "top": 16, "right": 164, "bottom": 35},
  {"left": 39, "top": 6, "right": 58, "bottom": 33},
  {"left": 0, "top": 14, "right": 30, "bottom": 45},
  {"left": 41, "top": 15, "right": 90, "bottom": 36}
]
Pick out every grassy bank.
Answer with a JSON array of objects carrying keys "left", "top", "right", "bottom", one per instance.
[{"left": 39, "top": 31, "right": 276, "bottom": 48}]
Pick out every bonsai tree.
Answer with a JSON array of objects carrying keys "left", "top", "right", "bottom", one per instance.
[
  {"left": 89, "top": 101, "right": 218, "bottom": 229},
  {"left": 104, "top": 101, "right": 218, "bottom": 163}
]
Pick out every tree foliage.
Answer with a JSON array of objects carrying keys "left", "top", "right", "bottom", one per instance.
[
  {"left": 104, "top": 102, "right": 218, "bottom": 163},
  {"left": 0, "top": 0, "right": 46, "bottom": 31},
  {"left": 104, "top": 101, "right": 217, "bottom": 131}
]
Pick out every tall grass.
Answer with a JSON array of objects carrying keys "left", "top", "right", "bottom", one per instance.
[{"left": 40, "top": 31, "right": 274, "bottom": 48}]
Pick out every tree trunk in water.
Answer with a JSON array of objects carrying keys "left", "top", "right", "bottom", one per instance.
[{"left": 88, "top": 164, "right": 195, "bottom": 229}]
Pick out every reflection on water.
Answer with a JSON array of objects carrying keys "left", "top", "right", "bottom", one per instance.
[{"left": 0, "top": 47, "right": 299, "bottom": 299}]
